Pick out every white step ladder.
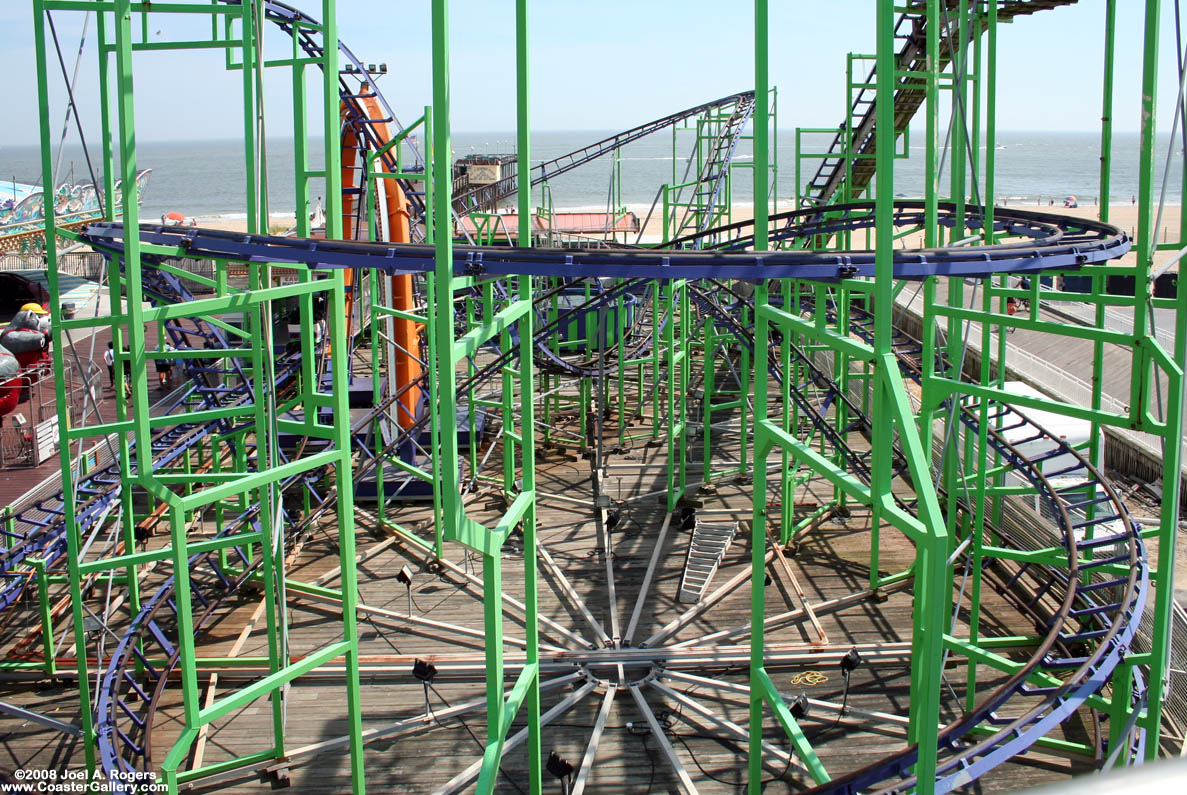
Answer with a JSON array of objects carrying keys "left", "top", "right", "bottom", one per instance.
[{"left": 678, "top": 517, "right": 739, "bottom": 603}]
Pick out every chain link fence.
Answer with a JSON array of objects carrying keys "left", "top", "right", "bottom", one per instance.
[{"left": 0, "top": 252, "right": 216, "bottom": 294}]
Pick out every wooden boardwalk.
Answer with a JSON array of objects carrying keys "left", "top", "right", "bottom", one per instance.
[
  {"left": 0, "top": 358, "right": 1096, "bottom": 794},
  {"left": 0, "top": 316, "right": 180, "bottom": 508}
]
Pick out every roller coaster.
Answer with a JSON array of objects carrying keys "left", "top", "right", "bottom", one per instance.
[{"left": 7, "top": 0, "right": 1185, "bottom": 793}]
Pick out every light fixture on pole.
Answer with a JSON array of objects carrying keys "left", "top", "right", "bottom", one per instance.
[
  {"left": 839, "top": 647, "right": 862, "bottom": 715},
  {"left": 545, "top": 750, "right": 574, "bottom": 795},
  {"left": 397, "top": 565, "right": 414, "bottom": 615},
  {"left": 412, "top": 658, "right": 437, "bottom": 716}
]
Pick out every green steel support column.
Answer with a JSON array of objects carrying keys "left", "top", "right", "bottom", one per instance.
[
  {"left": 214, "top": 438, "right": 227, "bottom": 543},
  {"left": 34, "top": 0, "right": 96, "bottom": 771},
  {"left": 616, "top": 291, "right": 626, "bottom": 441},
  {"left": 28, "top": 558, "right": 56, "bottom": 678},
  {"left": 749, "top": 0, "right": 772, "bottom": 789},
  {"left": 429, "top": 0, "right": 460, "bottom": 541},
  {"left": 1, "top": 508, "right": 12, "bottom": 552},
  {"left": 365, "top": 200, "right": 384, "bottom": 508},
  {"left": 664, "top": 280, "right": 688, "bottom": 510},
  {"left": 292, "top": 51, "right": 310, "bottom": 238},
  {"left": 915, "top": 0, "right": 941, "bottom": 504},
  {"left": 651, "top": 280, "right": 661, "bottom": 440},
  {"left": 739, "top": 300, "right": 750, "bottom": 477},
  {"left": 1130, "top": 0, "right": 1159, "bottom": 426},
  {"left": 1089, "top": 7, "right": 1109, "bottom": 495},
  {"left": 877, "top": 0, "right": 944, "bottom": 788},
  {"left": 429, "top": 0, "right": 532, "bottom": 788},
  {"left": 478, "top": 552, "right": 506, "bottom": 795},
  {"left": 703, "top": 321, "right": 716, "bottom": 481},
  {"left": 542, "top": 306, "right": 553, "bottom": 446},
  {"left": 112, "top": 263, "right": 141, "bottom": 672},
  {"left": 166, "top": 505, "right": 203, "bottom": 748},
  {"left": 952, "top": 0, "right": 968, "bottom": 234},
  {"left": 1133, "top": 0, "right": 1182, "bottom": 751},
  {"left": 664, "top": 281, "right": 675, "bottom": 502},
  {"left": 239, "top": 0, "right": 258, "bottom": 234},
  {"left": 500, "top": 304, "right": 516, "bottom": 497},
  {"left": 515, "top": 1, "right": 542, "bottom": 790},
  {"left": 834, "top": 285, "right": 851, "bottom": 510},
  {"left": 419, "top": 108, "right": 447, "bottom": 556},
  {"left": 1144, "top": 214, "right": 1187, "bottom": 756},
  {"left": 778, "top": 288, "right": 793, "bottom": 541},
  {"left": 990, "top": 274, "right": 1007, "bottom": 532},
  {"left": 105, "top": 0, "right": 152, "bottom": 496},
  {"left": 970, "top": 4, "right": 981, "bottom": 188},
  {"left": 425, "top": 275, "right": 446, "bottom": 558},
  {"left": 246, "top": 262, "right": 286, "bottom": 759},
  {"left": 924, "top": 0, "right": 939, "bottom": 248},
  {"left": 1099, "top": 0, "right": 1117, "bottom": 223},
  {"left": 683, "top": 286, "right": 691, "bottom": 486},
  {"left": 964, "top": 0, "right": 999, "bottom": 711},
  {"left": 96, "top": 10, "right": 116, "bottom": 217},
  {"left": 466, "top": 292, "right": 480, "bottom": 483},
  {"left": 940, "top": 0, "right": 969, "bottom": 545},
  {"left": 844, "top": 56, "right": 855, "bottom": 209},
  {"left": 321, "top": 1, "right": 367, "bottom": 788},
  {"left": 579, "top": 367, "right": 590, "bottom": 448},
  {"left": 984, "top": 0, "right": 997, "bottom": 242}
]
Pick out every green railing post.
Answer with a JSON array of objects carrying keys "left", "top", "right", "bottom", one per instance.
[{"left": 28, "top": 558, "right": 56, "bottom": 677}]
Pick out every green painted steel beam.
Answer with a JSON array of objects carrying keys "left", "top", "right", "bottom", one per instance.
[
  {"left": 755, "top": 667, "right": 829, "bottom": 783},
  {"left": 197, "top": 641, "right": 351, "bottom": 726},
  {"left": 77, "top": 531, "right": 263, "bottom": 573},
  {"left": 453, "top": 300, "right": 531, "bottom": 360}
]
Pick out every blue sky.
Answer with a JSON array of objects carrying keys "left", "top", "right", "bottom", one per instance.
[{"left": 3, "top": 1, "right": 1186, "bottom": 145}]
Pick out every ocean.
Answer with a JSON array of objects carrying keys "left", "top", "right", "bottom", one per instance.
[{"left": 0, "top": 130, "right": 1181, "bottom": 222}]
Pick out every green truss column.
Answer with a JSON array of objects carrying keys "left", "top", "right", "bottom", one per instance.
[
  {"left": 748, "top": 0, "right": 774, "bottom": 785},
  {"left": 32, "top": 1, "right": 98, "bottom": 774},
  {"left": 924, "top": 0, "right": 939, "bottom": 247},
  {"left": 747, "top": 0, "right": 829, "bottom": 789},
  {"left": 33, "top": 2, "right": 369, "bottom": 790},
  {"left": 1132, "top": 0, "right": 1182, "bottom": 758},
  {"left": 514, "top": 0, "right": 542, "bottom": 790},
  {"left": 664, "top": 278, "right": 688, "bottom": 511},
  {"left": 430, "top": 1, "right": 540, "bottom": 791},
  {"left": 871, "top": 0, "right": 947, "bottom": 788}
]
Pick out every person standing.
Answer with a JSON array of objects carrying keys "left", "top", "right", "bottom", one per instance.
[
  {"left": 313, "top": 315, "right": 326, "bottom": 350},
  {"left": 156, "top": 341, "right": 175, "bottom": 388},
  {"left": 103, "top": 342, "right": 115, "bottom": 388},
  {"left": 122, "top": 349, "right": 131, "bottom": 400}
]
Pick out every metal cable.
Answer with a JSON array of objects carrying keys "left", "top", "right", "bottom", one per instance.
[
  {"left": 51, "top": 11, "right": 90, "bottom": 189},
  {"left": 45, "top": 11, "right": 105, "bottom": 217}
]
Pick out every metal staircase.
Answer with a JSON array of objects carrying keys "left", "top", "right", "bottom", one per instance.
[
  {"left": 678, "top": 517, "right": 739, "bottom": 603},
  {"left": 799, "top": 0, "right": 1079, "bottom": 212},
  {"left": 669, "top": 93, "right": 757, "bottom": 245}
]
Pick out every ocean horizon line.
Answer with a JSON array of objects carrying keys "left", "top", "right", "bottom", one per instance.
[{"left": 3, "top": 128, "right": 1174, "bottom": 150}]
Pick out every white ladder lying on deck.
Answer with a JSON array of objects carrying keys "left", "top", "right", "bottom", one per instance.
[{"left": 678, "top": 517, "right": 739, "bottom": 603}]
